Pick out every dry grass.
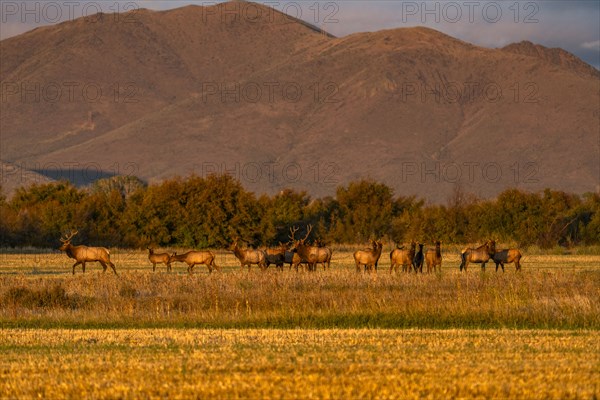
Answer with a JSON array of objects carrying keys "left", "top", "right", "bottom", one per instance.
[
  {"left": 0, "top": 250, "right": 598, "bottom": 329},
  {"left": 1, "top": 328, "right": 598, "bottom": 399},
  {"left": 1, "top": 250, "right": 598, "bottom": 398},
  {"left": 1, "top": 247, "right": 599, "bottom": 274}
]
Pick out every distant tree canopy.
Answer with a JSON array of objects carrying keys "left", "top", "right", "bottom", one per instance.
[{"left": 0, "top": 176, "right": 598, "bottom": 248}]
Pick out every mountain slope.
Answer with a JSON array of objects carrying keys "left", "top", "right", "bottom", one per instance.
[{"left": 1, "top": 3, "right": 598, "bottom": 202}]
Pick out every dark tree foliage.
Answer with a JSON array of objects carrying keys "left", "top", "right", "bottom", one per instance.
[
  {"left": 0, "top": 176, "right": 598, "bottom": 248},
  {"left": 329, "top": 179, "right": 394, "bottom": 243}
]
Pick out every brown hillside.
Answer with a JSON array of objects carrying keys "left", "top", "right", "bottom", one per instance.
[
  {"left": 1, "top": 2, "right": 598, "bottom": 203},
  {"left": 0, "top": 161, "right": 55, "bottom": 197}
]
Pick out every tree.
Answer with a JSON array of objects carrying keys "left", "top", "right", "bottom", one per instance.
[
  {"left": 330, "top": 180, "right": 394, "bottom": 243},
  {"left": 259, "top": 189, "right": 311, "bottom": 245},
  {"left": 9, "top": 181, "right": 85, "bottom": 246}
]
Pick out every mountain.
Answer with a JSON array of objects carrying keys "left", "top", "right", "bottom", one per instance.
[
  {"left": 0, "top": 161, "right": 55, "bottom": 197},
  {"left": 1, "top": 2, "right": 598, "bottom": 203}
]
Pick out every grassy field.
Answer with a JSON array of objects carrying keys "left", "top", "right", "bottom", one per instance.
[
  {"left": 1, "top": 329, "right": 598, "bottom": 399},
  {"left": 0, "top": 249, "right": 598, "bottom": 329},
  {"left": 1, "top": 249, "right": 598, "bottom": 398}
]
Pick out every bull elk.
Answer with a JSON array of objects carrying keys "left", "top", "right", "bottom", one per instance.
[
  {"left": 493, "top": 249, "right": 522, "bottom": 272},
  {"left": 353, "top": 239, "right": 383, "bottom": 273},
  {"left": 390, "top": 241, "right": 416, "bottom": 273},
  {"left": 58, "top": 230, "right": 117, "bottom": 275},
  {"left": 147, "top": 247, "right": 172, "bottom": 272},
  {"left": 425, "top": 241, "right": 442, "bottom": 273},
  {"left": 229, "top": 241, "right": 267, "bottom": 271},
  {"left": 265, "top": 242, "right": 287, "bottom": 271},
  {"left": 412, "top": 243, "right": 425, "bottom": 273},
  {"left": 168, "top": 251, "right": 219, "bottom": 274},
  {"left": 459, "top": 240, "right": 496, "bottom": 271},
  {"left": 289, "top": 226, "right": 332, "bottom": 272}
]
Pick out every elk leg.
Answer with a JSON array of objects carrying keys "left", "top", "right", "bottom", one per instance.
[
  {"left": 72, "top": 261, "right": 81, "bottom": 275},
  {"left": 167, "top": 262, "right": 172, "bottom": 273},
  {"left": 152, "top": 263, "right": 156, "bottom": 272},
  {"left": 82, "top": 261, "right": 87, "bottom": 273},
  {"left": 108, "top": 262, "right": 117, "bottom": 275}
]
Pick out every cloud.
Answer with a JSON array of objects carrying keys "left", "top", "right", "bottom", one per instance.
[{"left": 581, "top": 40, "right": 600, "bottom": 50}]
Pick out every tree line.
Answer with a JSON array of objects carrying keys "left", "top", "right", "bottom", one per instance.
[{"left": 0, "top": 174, "right": 598, "bottom": 249}]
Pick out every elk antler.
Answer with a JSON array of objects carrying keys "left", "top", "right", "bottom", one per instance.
[
  {"left": 302, "top": 225, "right": 313, "bottom": 242},
  {"left": 60, "top": 229, "right": 78, "bottom": 243},
  {"left": 289, "top": 226, "right": 300, "bottom": 242}
]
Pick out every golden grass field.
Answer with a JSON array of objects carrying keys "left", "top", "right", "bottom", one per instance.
[
  {"left": 1, "top": 249, "right": 599, "bottom": 398},
  {"left": 1, "top": 329, "right": 598, "bottom": 399}
]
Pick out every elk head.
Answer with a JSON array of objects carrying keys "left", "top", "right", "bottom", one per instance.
[
  {"left": 289, "top": 225, "right": 312, "bottom": 252},
  {"left": 228, "top": 240, "right": 239, "bottom": 251},
  {"left": 487, "top": 240, "right": 496, "bottom": 255},
  {"left": 59, "top": 230, "right": 78, "bottom": 251}
]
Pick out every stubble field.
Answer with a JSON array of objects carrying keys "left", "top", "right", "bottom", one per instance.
[{"left": 1, "top": 249, "right": 598, "bottom": 398}]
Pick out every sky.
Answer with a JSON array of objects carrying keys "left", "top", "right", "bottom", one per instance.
[{"left": 1, "top": 1, "right": 599, "bottom": 68}]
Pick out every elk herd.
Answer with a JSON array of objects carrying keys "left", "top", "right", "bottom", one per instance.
[{"left": 58, "top": 228, "right": 523, "bottom": 275}]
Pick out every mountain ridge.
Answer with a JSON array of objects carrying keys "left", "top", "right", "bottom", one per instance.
[{"left": 1, "top": 2, "right": 598, "bottom": 203}]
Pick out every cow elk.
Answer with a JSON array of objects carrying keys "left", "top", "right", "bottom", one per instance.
[
  {"left": 168, "top": 251, "right": 219, "bottom": 274},
  {"left": 493, "top": 249, "right": 522, "bottom": 272},
  {"left": 459, "top": 240, "right": 496, "bottom": 271},
  {"left": 147, "top": 247, "right": 172, "bottom": 272},
  {"left": 58, "top": 230, "right": 117, "bottom": 275},
  {"left": 412, "top": 243, "right": 425, "bottom": 273},
  {"left": 284, "top": 248, "right": 307, "bottom": 271},
  {"left": 265, "top": 242, "right": 287, "bottom": 271},
  {"left": 354, "top": 239, "right": 384, "bottom": 273},
  {"left": 425, "top": 241, "right": 442, "bottom": 273},
  {"left": 289, "top": 226, "right": 332, "bottom": 272},
  {"left": 390, "top": 241, "right": 416, "bottom": 273},
  {"left": 229, "top": 241, "right": 267, "bottom": 271}
]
